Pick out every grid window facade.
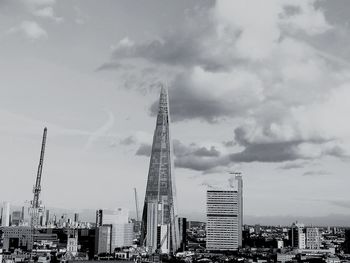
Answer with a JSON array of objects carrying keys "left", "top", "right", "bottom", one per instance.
[{"left": 206, "top": 190, "right": 241, "bottom": 251}]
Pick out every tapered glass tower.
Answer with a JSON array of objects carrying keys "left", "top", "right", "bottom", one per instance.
[{"left": 141, "top": 86, "right": 180, "bottom": 254}]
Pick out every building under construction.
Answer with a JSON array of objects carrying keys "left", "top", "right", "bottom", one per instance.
[{"left": 140, "top": 86, "right": 181, "bottom": 255}]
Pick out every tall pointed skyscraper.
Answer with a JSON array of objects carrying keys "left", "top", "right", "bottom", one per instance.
[{"left": 141, "top": 86, "right": 180, "bottom": 254}]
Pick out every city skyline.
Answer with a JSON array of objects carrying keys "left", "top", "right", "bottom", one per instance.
[{"left": 1, "top": 0, "right": 350, "bottom": 224}]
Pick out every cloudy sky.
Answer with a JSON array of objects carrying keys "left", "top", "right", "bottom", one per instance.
[{"left": 1, "top": 0, "right": 350, "bottom": 224}]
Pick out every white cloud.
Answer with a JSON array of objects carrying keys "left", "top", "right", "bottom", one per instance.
[
  {"left": 282, "top": 0, "right": 332, "bottom": 35},
  {"left": 215, "top": 0, "right": 282, "bottom": 60},
  {"left": 214, "top": 0, "right": 332, "bottom": 60},
  {"left": 9, "top": 21, "right": 48, "bottom": 40},
  {"left": 100, "top": 0, "right": 350, "bottom": 164},
  {"left": 33, "top": 6, "right": 63, "bottom": 23}
]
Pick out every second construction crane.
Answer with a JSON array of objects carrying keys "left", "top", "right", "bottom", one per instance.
[{"left": 30, "top": 127, "right": 47, "bottom": 228}]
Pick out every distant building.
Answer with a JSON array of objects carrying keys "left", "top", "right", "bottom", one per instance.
[
  {"left": 290, "top": 222, "right": 306, "bottom": 249},
  {"left": 95, "top": 208, "right": 134, "bottom": 254},
  {"left": 1, "top": 202, "right": 10, "bottom": 227},
  {"left": 96, "top": 209, "right": 103, "bottom": 227},
  {"left": 306, "top": 227, "right": 321, "bottom": 249},
  {"left": 74, "top": 213, "right": 79, "bottom": 223},
  {"left": 33, "top": 232, "right": 58, "bottom": 248},
  {"left": 96, "top": 225, "right": 112, "bottom": 254},
  {"left": 2, "top": 226, "right": 33, "bottom": 251},
  {"left": 45, "top": 210, "right": 50, "bottom": 226},
  {"left": 206, "top": 175, "right": 243, "bottom": 251},
  {"left": 332, "top": 227, "right": 337, "bottom": 235},
  {"left": 178, "top": 217, "right": 187, "bottom": 252},
  {"left": 277, "top": 252, "right": 296, "bottom": 263},
  {"left": 11, "top": 211, "right": 21, "bottom": 226},
  {"left": 67, "top": 230, "right": 78, "bottom": 256},
  {"left": 21, "top": 206, "right": 25, "bottom": 222},
  {"left": 76, "top": 228, "right": 96, "bottom": 259},
  {"left": 343, "top": 229, "right": 350, "bottom": 253},
  {"left": 276, "top": 239, "right": 284, "bottom": 249},
  {"left": 103, "top": 208, "right": 134, "bottom": 250},
  {"left": 254, "top": 224, "right": 261, "bottom": 235}
]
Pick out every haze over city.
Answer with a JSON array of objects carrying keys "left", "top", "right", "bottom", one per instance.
[{"left": 1, "top": 0, "right": 350, "bottom": 225}]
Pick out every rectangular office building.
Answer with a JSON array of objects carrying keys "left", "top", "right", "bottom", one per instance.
[{"left": 206, "top": 175, "right": 242, "bottom": 251}]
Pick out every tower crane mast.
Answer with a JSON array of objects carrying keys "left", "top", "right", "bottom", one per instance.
[{"left": 30, "top": 127, "right": 47, "bottom": 228}]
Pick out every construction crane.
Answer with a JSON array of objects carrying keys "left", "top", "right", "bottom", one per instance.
[
  {"left": 229, "top": 171, "right": 242, "bottom": 176},
  {"left": 134, "top": 188, "right": 140, "bottom": 222},
  {"left": 30, "top": 127, "right": 47, "bottom": 228},
  {"left": 228, "top": 171, "right": 242, "bottom": 188}
]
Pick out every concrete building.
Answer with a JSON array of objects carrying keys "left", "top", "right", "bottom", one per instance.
[
  {"left": 11, "top": 211, "right": 22, "bottom": 226},
  {"left": 67, "top": 230, "right": 78, "bottom": 256},
  {"left": 178, "top": 217, "right": 187, "bottom": 252},
  {"left": 277, "top": 252, "right": 296, "bottom": 263},
  {"left": 306, "top": 227, "right": 321, "bottom": 249},
  {"left": 141, "top": 87, "right": 180, "bottom": 254},
  {"left": 103, "top": 209, "right": 134, "bottom": 250},
  {"left": 21, "top": 206, "right": 25, "bottom": 222},
  {"left": 96, "top": 225, "right": 112, "bottom": 254},
  {"left": 95, "top": 208, "right": 134, "bottom": 254},
  {"left": 74, "top": 213, "right": 79, "bottom": 224},
  {"left": 96, "top": 209, "right": 103, "bottom": 227},
  {"left": 290, "top": 222, "right": 306, "bottom": 249},
  {"left": 1, "top": 202, "right": 10, "bottom": 227},
  {"left": 206, "top": 175, "right": 243, "bottom": 251},
  {"left": 254, "top": 224, "right": 261, "bottom": 235},
  {"left": 45, "top": 210, "right": 50, "bottom": 226},
  {"left": 2, "top": 226, "right": 33, "bottom": 251},
  {"left": 277, "top": 239, "right": 284, "bottom": 249}
]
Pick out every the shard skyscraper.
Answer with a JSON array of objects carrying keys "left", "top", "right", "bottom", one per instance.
[{"left": 141, "top": 86, "right": 180, "bottom": 254}]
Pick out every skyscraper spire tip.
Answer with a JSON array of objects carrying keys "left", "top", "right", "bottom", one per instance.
[{"left": 160, "top": 83, "right": 168, "bottom": 95}]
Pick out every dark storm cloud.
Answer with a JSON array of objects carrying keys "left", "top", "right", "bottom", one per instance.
[
  {"left": 98, "top": 0, "right": 349, "bottom": 167},
  {"left": 98, "top": 2, "right": 256, "bottom": 123},
  {"left": 193, "top": 146, "right": 220, "bottom": 157},
  {"left": 135, "top": 131, "right": 347, "bottom": 172},
  {"left": 109, "top": 3, "right": 229, "bottom": 72},
  {"left": 173, "top": 140, "right": 224, "bottom": 171},
  {"left": 173, "top": 139, "right": 220, "bottom": 158},
  {"left": 175, "top": 155, "right": 228, "bottom": 172},
  {"left": 229, "top": 126, "right": 304, "bottom": 163},
  {"left": 229, "top": 140, "right": 302, "bottom": 163},
  {"left": 228, "top": 126, "right": 348, "bottom": 164},
  {"left": 135, "top": 139, "right": 226, "bottom": 172},
  {"left": 149, "top": 74, "right": 239, "bottom": 122}
]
